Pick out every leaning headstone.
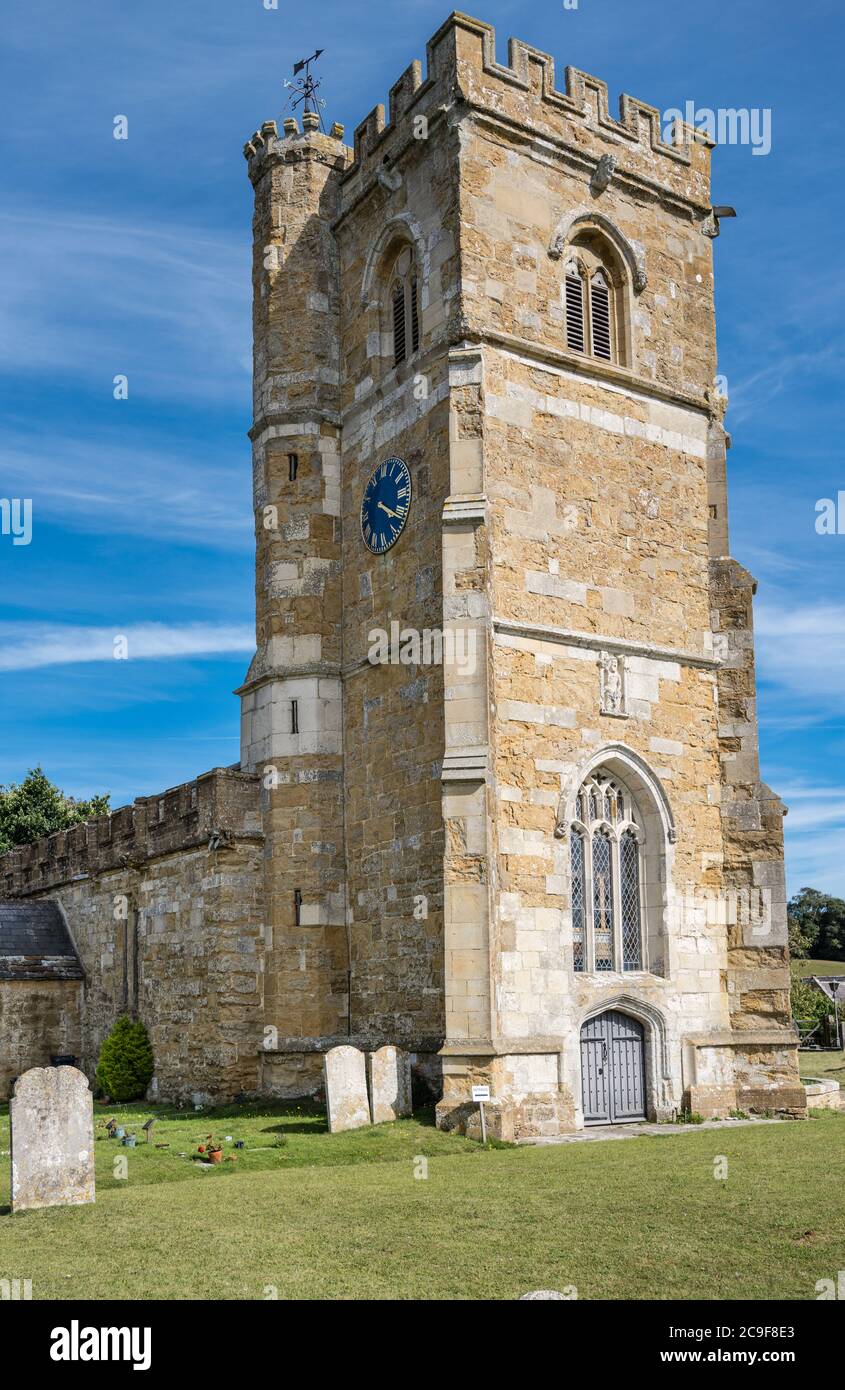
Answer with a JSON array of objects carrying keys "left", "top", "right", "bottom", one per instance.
[
  {"left": 368, "top": 1045, "right": 412, "bottom": 1124},
  {"left": 10, "top": 1066, "right": 95, "bottom": 1213},
  {"left": 323, "top": 1045, "right": 370, "bottom": 1133}
]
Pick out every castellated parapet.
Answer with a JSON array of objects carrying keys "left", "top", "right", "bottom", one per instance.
[{"left": 0, "top": 12, "right": 803, "bottom": 1128}]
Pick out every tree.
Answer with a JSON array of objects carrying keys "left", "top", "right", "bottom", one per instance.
[
  {"left": 95, "top": 1016, "right": 155, "bottom": 1102},
  {"left": 788, "top": 888, "right": 845, "bottom": 962},
  {"left": 0, "top": 767, "right": 109, "bottom": 854}
]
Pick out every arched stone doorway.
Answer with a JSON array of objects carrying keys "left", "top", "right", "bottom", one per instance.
[{"left": 580, "top": 1009, "right": 646, "bottom": 1124}]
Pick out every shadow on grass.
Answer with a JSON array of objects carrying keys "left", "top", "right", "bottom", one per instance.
[
  {"left": 260, "top": 1118, "right": 327, "bottom": 1135},
  {"left": 92, "top": 1095, "right": 328, "bottom": 1124}
]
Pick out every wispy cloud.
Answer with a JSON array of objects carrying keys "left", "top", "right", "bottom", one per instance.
[
  {"left": 0, "top": 210, "right": 250, "bottom": 402},
  {"left": 755, "top": 600, "right": 845, "bottom": 705},
  {"left": 1, "top": 429, "right": 252, "bottom": 548},
  {"left": 726, "top": 345, "right": 843, "bottom": 424},
  {"left": 0, "top": 623, "right": 254, "bottom": 672}
]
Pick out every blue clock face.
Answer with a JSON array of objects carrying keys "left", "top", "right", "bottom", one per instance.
[{"left": 360, "top": 456, "right": 412, "bottom": 554}]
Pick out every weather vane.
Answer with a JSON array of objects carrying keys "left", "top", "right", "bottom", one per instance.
[{"left": 283, "top": 49, "right": 326, "bottom": 131}]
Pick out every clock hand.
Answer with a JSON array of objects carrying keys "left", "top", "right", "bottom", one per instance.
[{"left": 377, "top": 501, "right": 400, "bottom": 519}]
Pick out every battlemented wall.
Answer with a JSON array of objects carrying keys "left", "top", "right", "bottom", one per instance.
[{"left": 0, "top": 769, "right": 265, "bottom": 1102}]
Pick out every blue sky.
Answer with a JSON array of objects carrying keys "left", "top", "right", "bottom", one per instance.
[{"left": 2, "top": 0, "right": 843, "bottom": 895}]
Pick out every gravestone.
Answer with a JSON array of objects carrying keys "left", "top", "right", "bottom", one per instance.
[
  {"left": 368, "top": 1045, "right": 412, "bottom": 1124},
  {"left": 10, "top": 1066, "right": 95, "bottom": 1213},
  {"left": 323, "top": 1045, "right": 370, "bottom": 1133}
]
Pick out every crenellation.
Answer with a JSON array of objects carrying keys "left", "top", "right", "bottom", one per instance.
[{"left": 1, "top": 768, "right": 262, "bottom": 899}]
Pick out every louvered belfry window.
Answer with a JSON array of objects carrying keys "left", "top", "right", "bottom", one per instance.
[
  {"left": 392, "top": 280, "right": 406, "bottom": 365},
  {"left": 563, "top": 250, "right": 616, "bottom": 364},
  {"left": 390, "top": 246, "right": 419, "bottom": 367},
  {"left": 565, "top": 261, "right": 585, "bottom": 353},
  {"left": 590, "top": 270, "right": 612, "bottom": 360},
  {"left": 410, "top": 278, "right": 420, "bottom": 354},
  {"left": 568, "top": 771, "right": 644, "bottom": 973}
]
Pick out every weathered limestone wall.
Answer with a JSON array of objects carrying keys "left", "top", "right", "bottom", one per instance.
[
  {"left": 240, "top": 122, "right": 350, "bottom": 1064},
  {"left": 0, "top": 769, "right": 265, "bottom": 1103},
  {"left": 335, "top": 93, "right": 460, "bottom": 1055},
  {"left": 422, "top": 12, "right": 801, "bottom": 1134},
  {"left": 0, "top": 981, "right": 82, "bottom": 1100},
  {"left": 710, "top": 556, "right": 803, "bottom": 1112}
]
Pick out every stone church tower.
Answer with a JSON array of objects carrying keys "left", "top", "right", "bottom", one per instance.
[
  {"left": 238, "top": 11, "right": 803, "bottom": 1134},
  {"left": 0, "top": 12, "right": 804, "bottom": 1133}
]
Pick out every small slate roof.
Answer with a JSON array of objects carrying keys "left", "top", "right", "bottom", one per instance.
[{"left": 0, "top": 900, "right": 84, "bottom": 981}]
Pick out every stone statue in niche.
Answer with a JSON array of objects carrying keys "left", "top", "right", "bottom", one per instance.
[{"left": 599, "top": 650, "right": 626, "bottom": 716}]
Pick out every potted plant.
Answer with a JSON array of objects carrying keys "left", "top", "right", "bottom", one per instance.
[{"left": 207, "top": 1143, "right": 223, "bottom": 1165}]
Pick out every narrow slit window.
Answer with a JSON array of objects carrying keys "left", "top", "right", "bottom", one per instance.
[
  {"left": 288, "top": 453, "right": 298, "bottom": 482},
  {"left": 291, "top": 699, "right": 299, "bottom": 735},
  {"left": 294, "top": 888, "right": 302, "bottom": 927}
]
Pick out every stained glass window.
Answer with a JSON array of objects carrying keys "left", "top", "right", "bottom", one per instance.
[
  {"left": 571, "top": 830, "right": 585, "bottom": 972},
  {"left": 621, "top": 830, "right": 642, "bottom": 970},
  {"left": 569, "top": 772, "right": 646, "bottom": 975},
  {"left": 592, "top": 831, "right": 614, "bottom": 971}
]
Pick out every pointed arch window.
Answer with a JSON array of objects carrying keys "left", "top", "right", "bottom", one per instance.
[
  {"left": 562, "top": 245, "right": 619, "bottom": 364},
  {"left": 390, "top": 246, "right": 420, "bottom": 367},
  {"left": 570, "top": 771, "right": 644, "bottom": 973}
]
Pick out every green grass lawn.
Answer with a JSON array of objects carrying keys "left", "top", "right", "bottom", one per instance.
[
  {"left": 1, "top": 1100, "right": 844, "bottom": 1300},
  {"left": 0, "top": 1097, "right": 487, "bottom": 1196},
  {"left": 799, "top": 1049, "right": 845, "bottom": 1081},
  {"left": 792, "top": 958, "right": 845, "bottom": 977}
]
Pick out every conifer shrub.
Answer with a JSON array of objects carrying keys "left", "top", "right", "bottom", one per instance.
[{"left": 95, "top": 1016, "right": 154, "bottom": 1101}]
